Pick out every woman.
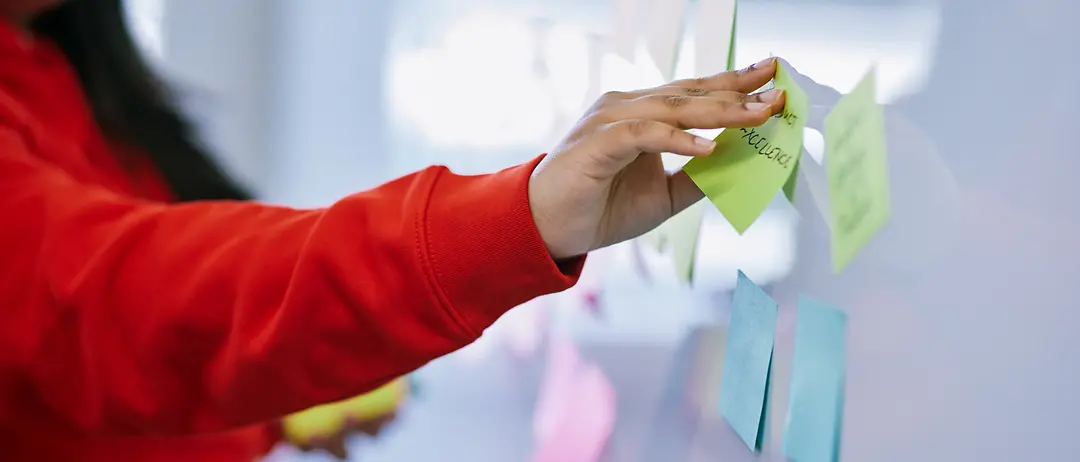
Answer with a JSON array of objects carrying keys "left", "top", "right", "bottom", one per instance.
[{"left": 0, "top": 0, "right": 785, "bottom": 460}]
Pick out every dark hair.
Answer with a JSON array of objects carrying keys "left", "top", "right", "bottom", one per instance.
[{"left": 30, "top": 0, "right": 251, "bottom": 201}]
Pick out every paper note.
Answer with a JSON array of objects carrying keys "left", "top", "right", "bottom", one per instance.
[
  {"left": 669, "top": 199, "right": 707, "bottom": 283},
  {"left": 640, "top": 1, "right": 736, "bottom": 281},
  {"left": 694, "top": 0, "right": 737, "bottom": 75},
  {"left": 717, "top": 271, "right": 777, "bottom": 451},
  {"left": 533, "top": 335, "right": 585, "bottom": 442},
  {"left": 282, "top": 378, "right": 409, "bottom": 444},
  {"left": 645, "top": 0, "right": 687, "bottom": 81},
  {"left": 683, "top": 61, "right": 809, "bottom": 234},
  {"left": 726, "top": 1, "right": 737, "bottom": 71},
  {"left": 637, "top": 198, "right": 705, "bottom": 284},
  {"left": 531, "top": 372, "right": 613, "bottom": 462},
  {"left": 797, "top": 139, "right": 833, "bottom": 226},
  {"left": 783, "top": 155, "right": 799, "bottom": 202},
  {"left": 783, "top": 296, "right": 848, "bottom": 462},
  {"left": 530, "top": 363, "right": 617, "bottom": 462},
  {"left": 825, "top": 68, "right": 890, "bottom": 273}
]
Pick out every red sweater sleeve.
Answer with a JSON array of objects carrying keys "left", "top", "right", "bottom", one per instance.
[{"left": 0, "top": 127, "right": 583, "bottom": 435}]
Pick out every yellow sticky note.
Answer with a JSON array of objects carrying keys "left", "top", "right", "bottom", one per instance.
[
  {"left": 282, "top": 378, "right": 409, "bottom": 444},
  {"left": 683, "top": 62, "right": 809, "bottom": 234},
  {"left": 825, "top": 68, "right": 890, "bottom": 273}
]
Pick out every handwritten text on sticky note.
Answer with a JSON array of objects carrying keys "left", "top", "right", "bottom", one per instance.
[
  {"left": 684, "top": 61, "right": 809, "bottom": 234},
  {"left": 783, "top": 296, "right": 848, "bottom": 462},
  {"left": 825, "top": 68, "right": 890, "bottom": 273}
]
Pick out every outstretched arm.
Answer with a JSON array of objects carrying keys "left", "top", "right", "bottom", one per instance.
[{"left": 0, "top": 126, "right": 581, "bottom": 435}]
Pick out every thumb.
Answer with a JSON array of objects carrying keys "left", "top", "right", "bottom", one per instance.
[
  {"left": 577, "top": 119, "right": 715, "bottom": 179},
  {"left": 668, "top": 170, "right": 706, "bottom": 215}
]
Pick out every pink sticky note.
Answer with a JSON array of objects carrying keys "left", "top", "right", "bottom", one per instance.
[
  {"left": 532, "top": 335, "right": 585, "bottom": 442},
  {"left": 531, "top": 361, "right": 617, "bottom": 462}
]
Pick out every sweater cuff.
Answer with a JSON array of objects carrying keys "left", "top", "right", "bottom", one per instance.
[{"left": 422, "top": 155, "right": 585, "bottom": 336}]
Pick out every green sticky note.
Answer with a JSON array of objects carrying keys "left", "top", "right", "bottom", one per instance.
[
  {"left": 726, "top": 1, "right": 738, "bottom": 71},
  {"left": 638, "top": 202, "right": 703, "bottom": 284},
  {"left": 641, "top": 3, "right": 738, "bottom": 279},
  {"left": 646, "top": 199, "right": 707, "bottom": 283},
  {"left": 783, "top": 296, "right": 848, "bottom": 462},
  {"left": 683, "top": 62, "right": 809, "bottom": 234},
  {"left": 669, "top": 200, "right": 707, "bottom": 283},
  {"left": 641, "top": 200, "right": 704, "bottom": 283},
  {"left": 825, "top": 68, "right": 890, "bottom": 273},
  {"left": 783, "top": 156, "right": 799, "bottom": 202},
  {"left": 718, "top": 271, "right": 777, "bottom": 451}
]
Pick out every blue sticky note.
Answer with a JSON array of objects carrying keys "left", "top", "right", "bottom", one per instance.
[
  {"left": 783, "top": 296, "right": 849, "bottom": 462},
  {"left": 718, "top": 271, "right": 778, "bottom": 451}
]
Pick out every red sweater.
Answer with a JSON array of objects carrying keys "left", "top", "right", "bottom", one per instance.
[{"left": 0, "top": 24, "right": 582, "bottom": 461}]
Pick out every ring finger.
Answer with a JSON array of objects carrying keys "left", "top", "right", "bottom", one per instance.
[{"left": 599, "top": 89, "right": 784, "bottom": 130}]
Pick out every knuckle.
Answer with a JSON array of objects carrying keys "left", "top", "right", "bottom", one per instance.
[
  {"left": 714, "top": 70, "right": 739, "bottom": 86},
  {"left": 666, "top": 125, "right": 681, "bottom": 140},
  {"left": 587, "top": 108, "right": 615, "bottom": 125},
  {"left": 684, "top": 87, "right": 710, "bottom": 96},
  {"left": 660, "top": 94, "right": 692, "bottom": 109},
  {"left": 715, "top": 99, "right": 738, "bottom": 111},
  {"left": 600, "top": 90, "right": 626, "bottom": 103},
  {"left": 623, "top": 119, "right": 653, "bottom": 137}
]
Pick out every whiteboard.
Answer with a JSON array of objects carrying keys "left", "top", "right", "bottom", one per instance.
[
  {"left": 749, "top": 0, "right": 1080, "bottom": 460},
  {"left": 264, "top": 0, "right": 1080, "bottom": 460}
]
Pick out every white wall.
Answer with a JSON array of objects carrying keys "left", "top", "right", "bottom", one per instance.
[
  {"left": 160, "top": 0, "right": 392, "bottom": 205},
  {"left": 262, "top": 0, "right": 393, "bottom": 207},
  {"left": 160, "top": 0, "right": 274, "bottom": 194}
]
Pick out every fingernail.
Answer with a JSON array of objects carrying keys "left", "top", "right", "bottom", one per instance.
[
  {"left": 694, "top": 136, "right": 717, "bottom": 151},
  {"left": 759, "top": 89, "right": 783, "bottom": 102},
  {"left": 744, "top": 102, "right": 770, "bottom": 111},
  {"left": 751, "top": 57, "right": 775, "bottom": 69}
]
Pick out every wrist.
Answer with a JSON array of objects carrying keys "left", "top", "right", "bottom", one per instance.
[
  {"left": 528, "top": 156, "right": 596, "bottom": 260},
  {"left": 528, "top": 172, "right": 573, "bottom": 260}
]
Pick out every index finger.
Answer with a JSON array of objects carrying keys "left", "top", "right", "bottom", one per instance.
[{"left": 671, "top": 57, "right": 778, "bottom": 93}]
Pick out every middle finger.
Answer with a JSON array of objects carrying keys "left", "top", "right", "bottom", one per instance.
[{"left": 601, "top": 89, "right": 785, "bottom": 129}]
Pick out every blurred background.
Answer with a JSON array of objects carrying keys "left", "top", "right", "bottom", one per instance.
[{"left": 123, "top": 0, "right": 1079, "bottom": 460}]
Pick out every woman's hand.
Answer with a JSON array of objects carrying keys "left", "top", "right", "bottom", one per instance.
[{"left": 529, "top": 57, "right": 786, "bottom": 259}]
